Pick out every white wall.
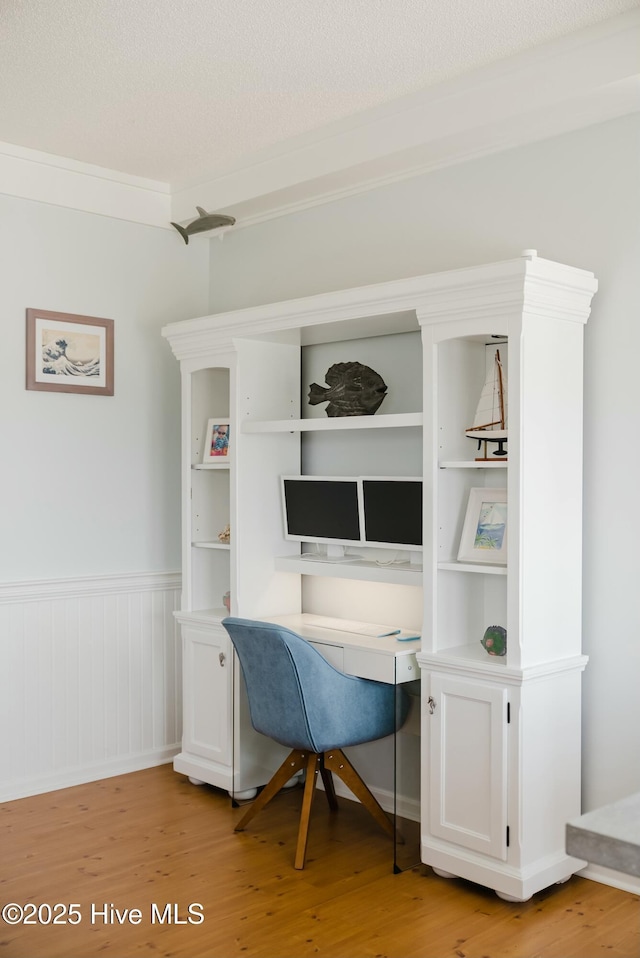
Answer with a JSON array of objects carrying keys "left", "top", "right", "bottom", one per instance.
[
  {"left": 209, "top": 113, "right": 640, "bottom": 819},
  {"left": 0, "top": 194, "right": 208, "bottom": 580},
  {"left": 0, "top": 194, "right": 209, "bottom": 798}
]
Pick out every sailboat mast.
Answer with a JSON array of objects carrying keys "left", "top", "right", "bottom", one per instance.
[
  {"left": 466, "top": 344, "right": 508, "bottom": 460},
  {"left": 496, "top": 349, "right": 505, "bottom": 429}
]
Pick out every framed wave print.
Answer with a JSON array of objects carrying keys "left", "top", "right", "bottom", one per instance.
[{"left": 26, "top": 308, "right": 114, "bottom": 396}]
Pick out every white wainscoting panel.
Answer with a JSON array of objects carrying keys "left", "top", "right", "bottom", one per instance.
[{"left": 0, "top": 572, "right": 182, "bottom": 802}]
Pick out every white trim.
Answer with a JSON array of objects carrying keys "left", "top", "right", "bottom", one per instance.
[
  {"left": 578, "top": 863, "right": 640, "bottom": 896},
  {"left": 324, "top": 775, "right": 420, "bottom": 824},
  {"left": 0, "top": 748, "right": 179, "bottom": 803},
  {"left": 417, "top": 652, "right": 589, "bottom": 685},
  {"left": 0, "top": 140, "right": 171, "bottom": 228},
  {"left": 1, "top": 11, "right": 638, "bottom": 229},
  {"left": 162, "top": 253, "right": 596, "bottom": 361},
  {"left": 421, "top": 835, "right": 583, "bottom": 900},
  {"left": 0, "top": 570, "right": 181, "bottom": 604}
]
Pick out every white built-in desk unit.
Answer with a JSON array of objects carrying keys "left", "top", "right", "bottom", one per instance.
[{"left": 162, "top": 250, "right": 598, "bottom": 899}]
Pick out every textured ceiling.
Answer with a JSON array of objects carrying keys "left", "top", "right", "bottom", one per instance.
[{"left": 1, "top": 0, "right": 638, "bottom": 190}]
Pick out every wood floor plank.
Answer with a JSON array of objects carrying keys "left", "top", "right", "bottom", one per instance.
[{"left": 1, "top": 765, "right": 638, "bottom": 958}]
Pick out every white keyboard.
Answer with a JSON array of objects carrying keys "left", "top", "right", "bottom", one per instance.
[{"left": 300, "top": 614, "right": 401, "bottom": 638}]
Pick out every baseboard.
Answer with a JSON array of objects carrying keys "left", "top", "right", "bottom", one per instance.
[
  {"left": 326, "top": 772, "right": 420, "bottom": 823},
  {"left": 578, "top": 863, "right": 640, "bottom": 896},
  {"left": 0, "top": 746, "right": 180, "bottom": 804}
]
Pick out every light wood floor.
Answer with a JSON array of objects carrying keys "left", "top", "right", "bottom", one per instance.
[{"left": 1, "top": 765, "right": 638, "bottom": 958}]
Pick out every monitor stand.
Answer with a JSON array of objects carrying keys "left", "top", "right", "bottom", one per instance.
[{"left": 315, "top": 544, "right": 355, "bottom": 563}]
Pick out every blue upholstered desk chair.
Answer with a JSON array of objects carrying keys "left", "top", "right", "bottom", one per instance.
[{"left": 222, "top": 616, "right": 409, "bottom": 869}]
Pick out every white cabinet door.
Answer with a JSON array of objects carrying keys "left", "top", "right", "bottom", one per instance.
[
  {"left": 428, "top": 673, "right": 508, "bottom": 860},
  {"left": 181, "top": 625, "right": 232, "bottom": 767}
]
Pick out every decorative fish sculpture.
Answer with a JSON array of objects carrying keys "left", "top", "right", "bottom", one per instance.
[
  {"left": 481, "top": 625, "right": 507, "bottom": 656},
  {"left": 308, "top": 362, "right": 387, "bottom": 417},
  {"left": 171, "top": 207, "right": 236, "bottom": 244}
]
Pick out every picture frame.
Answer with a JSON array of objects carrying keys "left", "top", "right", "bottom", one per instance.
[
  {"left": 457, "top": 487, "right": 507, "bottom": 565},
  {"left": 203, "top": 418, "right": 231, "bottom": 463},
  {"left": 26, "top": 308, "right": 114, "bottom": 396}
]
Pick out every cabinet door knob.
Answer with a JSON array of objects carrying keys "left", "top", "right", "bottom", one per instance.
[
  {"left": 428, "top": 695, "right": 436, "bottom": 714},
  {"left": 219, "top": 652, "right": 226, "bottom": 667}
]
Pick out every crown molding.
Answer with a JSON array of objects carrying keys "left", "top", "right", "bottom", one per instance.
[
  {"left": 0, "top": 140, "right": 171, "bottom": 226},
  {"left": 161, "top": 251, "right": 597, "bottom": 360},
  {"left": 1, "top": 9, "right": 638, "bottom": 230}
]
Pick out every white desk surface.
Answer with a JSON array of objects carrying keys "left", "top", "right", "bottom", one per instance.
[
  {"left": 268, "top": 613, "right": 421, "bottom": 685},
  {"left": 269, "top": 613, "right": 419, "bottom": 654}
]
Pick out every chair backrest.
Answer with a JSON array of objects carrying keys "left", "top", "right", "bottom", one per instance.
[{"left": 222, "top": 617, "right": 407, "bottom": 753}]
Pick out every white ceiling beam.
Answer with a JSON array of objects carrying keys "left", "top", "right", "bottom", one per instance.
[{"left": 171, "top": 9, "right": 640, "bottom": 227}]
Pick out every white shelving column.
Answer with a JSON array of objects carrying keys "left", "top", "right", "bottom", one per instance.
[{"left": 417, "top": 251, "right": 598, "bottom": 901}]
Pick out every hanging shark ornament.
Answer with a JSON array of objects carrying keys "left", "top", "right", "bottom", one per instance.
[{"left": 171, "top": 207, "right": 236, "bottom": 244}]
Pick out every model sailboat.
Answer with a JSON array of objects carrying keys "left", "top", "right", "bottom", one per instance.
[{"left": 466, "top": 348, "right": 508, "bottom": 460}]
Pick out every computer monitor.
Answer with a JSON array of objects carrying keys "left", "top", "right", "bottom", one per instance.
[
  {"left": 281, "top": 476, "right": 363, "bottom": 558},
  {"left": 361, "top": 477, "right": 423, "bottom": 550},
  {"left": 281, "top": 475, "right": 423, "bottom": 561}
]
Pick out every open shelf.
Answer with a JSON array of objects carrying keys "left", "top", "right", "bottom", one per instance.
[
  {"left": 241, "top": 411, "right": 422, "bottom": 434},
  {"left": 439, "top": 460, "right": 508, "bottom": 469},
  {"left": 275, "top": 554, "right": 422, "bottom": 586},
  {"left": 420, "top": 643, "right": 509, "bottom": 670},
  {"left": 175, "top": 607, "right": 228, "bottom": 624},
  {"left": 192, "top": 541, "right": 231, "bottom": 550},
  {"left": 438, "top": 560, "right": 507, "bottom": 575}
]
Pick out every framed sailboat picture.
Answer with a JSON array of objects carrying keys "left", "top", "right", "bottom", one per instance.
[{"left": 458, "top": 487, "right": 507, "bottom": 565}]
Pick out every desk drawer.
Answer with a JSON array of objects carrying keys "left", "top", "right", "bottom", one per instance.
[
  {"left": 343, "top": 647, "right": 418, "bottom": 684},
  {"left": 309, "top": 641, "right": 344, "bottom": 672},
  {"left": 306, "top": 636, "right": 418, "bottom": 684}
]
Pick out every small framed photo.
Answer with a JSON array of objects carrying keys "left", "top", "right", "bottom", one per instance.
[
  {"left": 26, "top": 308, "right": 114, "bottom": 396},
  {"left": 203, "top": 419, "right": 231, "bottom": 463},
  {"left": 458, "top": 488, "right": 507, "bottom": 565}
]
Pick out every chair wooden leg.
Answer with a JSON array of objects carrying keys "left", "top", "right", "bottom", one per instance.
[
  {"left": 234, "top": 748, "right": 308, "bottom": 832},
  {"left": 324, "top": 749, "right": 395, "bottom": 840},
  {"left": 294, "top": 752, "right": 321, "bottom": 869},
  {"left": 319, "top": 758, "right": 339, "bottom": 811}
]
